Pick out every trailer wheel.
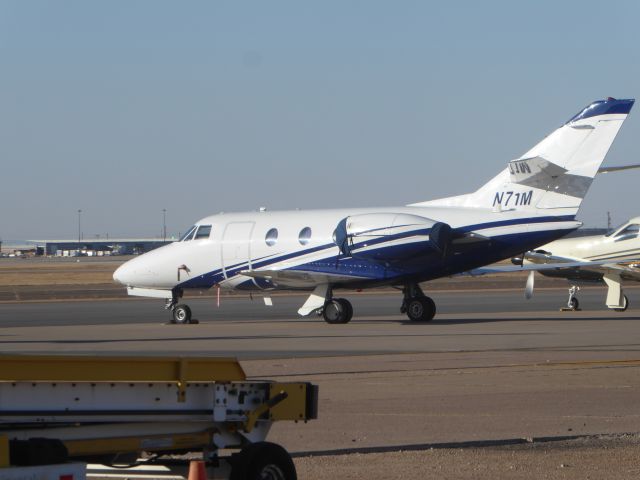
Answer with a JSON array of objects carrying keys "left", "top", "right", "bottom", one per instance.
[{"left": 230, "top": 442, "right": 296, "bottom": 480}]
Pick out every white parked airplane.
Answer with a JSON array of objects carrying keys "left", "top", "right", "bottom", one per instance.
[
  {"left": 512, "top": 216, "right": 640, "bottom": 311},
  {"left": 113, "top": 98, "right": 635, "bottom": 324}
]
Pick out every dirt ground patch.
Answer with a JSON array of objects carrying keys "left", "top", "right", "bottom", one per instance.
[
  {"left": 0, "top": 258, "right": 122, "bottom": 286},
  {"left": 294, "top": 434, "right": 640, "bottom": 479},
  {"left": 0, "top": 257, "right": 571, "bottom": 302}
]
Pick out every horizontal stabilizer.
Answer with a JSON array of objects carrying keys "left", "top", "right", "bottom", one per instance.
[
  {"left": 508, "top": 156, "right": 567, "bottom": 183},
  {"left": 598, "top": 163, "right": 640, "bottom": 174},
  {"left": 508, "top": 154, "right": 596, "bottom": 200}
]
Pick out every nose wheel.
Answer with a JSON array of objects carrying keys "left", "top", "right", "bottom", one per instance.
[
  {"left": 560, "top": 285, "right": 581, "bottom": 311},
  {"left": 165, "top": 289, "right": 198, "bottom": 324},
  {"left": 172, "top": 304, "right": 192, "bottom": 324}
]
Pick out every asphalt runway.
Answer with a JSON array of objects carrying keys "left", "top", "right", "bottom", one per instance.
[
  {"left": 1, "top": 288, "right": 640, "bottom": 459},
  {"left": 0, "top": 287, "right": 639, "bottom": 358},
  {"left": 0, "top": 286, "right": 632, "bottom": 327}
]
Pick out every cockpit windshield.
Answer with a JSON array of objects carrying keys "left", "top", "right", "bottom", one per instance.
[
  {"left": 606, "top": 221, "right": 630, "bottom": 237},
  {"left": 194, "top": 225, "right": 212, "bottom": 240},
  {"left": 179, "top": 226, "right": 197, "bottom": 242},
  {"left": 614, "top": 224, "right": 640, "bottom": 241}
]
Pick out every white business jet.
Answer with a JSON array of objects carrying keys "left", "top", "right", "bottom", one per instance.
[
  {"left": 113, "top": 98, "right": 634, "bottom": 324},
  {"left": 512, "top": 216, "right": 640, "bottom": 311}
]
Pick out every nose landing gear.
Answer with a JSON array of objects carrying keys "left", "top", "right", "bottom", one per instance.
[
  {"left": 560, "top": 285, "right": 581, "bottom": 311},
  {"left": 172, "top": 304, "right": 192, "bottom": 324},
  {"left": 165, "top": 289, "right": 198, "bottom": 324}
]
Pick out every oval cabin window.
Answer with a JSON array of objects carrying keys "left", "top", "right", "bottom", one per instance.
[
  {"left": 265, "top": 228, "right": 278, "bottom": 246},
  {"left": 298, "top": 227, "right": 312, "bottom": 245}
]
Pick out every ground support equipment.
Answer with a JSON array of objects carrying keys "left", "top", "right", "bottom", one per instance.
[{"left": 0, "top": 355, "right": 318, "bottom": 480}]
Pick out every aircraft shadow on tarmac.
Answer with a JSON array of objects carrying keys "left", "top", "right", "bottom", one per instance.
[
  {"left": 5, "top": 320, "right": 640, "bottom": 346},
  {"left": 388, "top": 315, "right": 640, "bottom": 325},
  {"left": 178, "top": 313, "right": 640, "bottom": 327}
]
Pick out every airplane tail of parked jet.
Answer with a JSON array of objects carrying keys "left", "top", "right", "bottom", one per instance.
[{"left": 412, "top": 98, "right": 635, "bottom": 215}]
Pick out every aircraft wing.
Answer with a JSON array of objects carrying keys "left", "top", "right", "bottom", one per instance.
[
  {"left": 467, "top": 258, "right": 640, "bottom": 277},
  {"left": 468, "top": 255, "right": 640, "bottom": 307},
  {"left": 523, "top": 251, "right": 640, "bottom": 281},
  {"left": 240, "top": 269, "right": 369, "bottom": 289}
]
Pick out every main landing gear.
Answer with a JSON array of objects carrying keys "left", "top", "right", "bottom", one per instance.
[
  {"left": 614, "top": 295, "right": 630, "bottom": 312},
  {"left": 322, "top": 297, "right": 353, "bottom": 324},
  {"left": 401, "top": 284, "right": 436, "bottom": 322},
  {"left": 561, "top": 285, "right": 630, "bottom": 312},
  {"left": 316, "top": 283, "right": 436, "bottom": 324},
  {"left": 165, "top": 289, "right": 198, "bottom": 324}
]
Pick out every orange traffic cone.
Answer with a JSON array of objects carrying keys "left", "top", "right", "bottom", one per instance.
[{"left": 187, "top": 460, "right": 207, "bottom": 480}]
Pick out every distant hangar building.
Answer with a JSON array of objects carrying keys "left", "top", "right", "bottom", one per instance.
[{"left": 27, "top": 238, "right": 173, "bottom": 256}]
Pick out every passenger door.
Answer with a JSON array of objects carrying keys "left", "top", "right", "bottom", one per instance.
[{"left": 221, "top": 222, "right": 255, "bottom": 279}]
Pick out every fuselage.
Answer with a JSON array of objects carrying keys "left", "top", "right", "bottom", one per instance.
[
  {"left": 529, "top": 217, "right": 640, "bottom": 263},
  {"left": 519, "top": 217, "right": 640, "bottom": 312},
  {"left": 113, "top": 205, "right": 580, "bottom": 294},
  {"left": 110, "top": 97, "right": 634, "bottom": 324}
]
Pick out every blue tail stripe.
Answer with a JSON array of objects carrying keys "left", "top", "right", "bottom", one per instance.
[{"left": 566, "top": 98, "right": 634, "bottom": 124}]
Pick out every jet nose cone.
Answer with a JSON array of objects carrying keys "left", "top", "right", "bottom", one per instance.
[
  {"left": 112, "top": 253, "right": 167, "bottom": 288},
  {"left": 113, "top": 263, "right": 131, "bottom": 285}
]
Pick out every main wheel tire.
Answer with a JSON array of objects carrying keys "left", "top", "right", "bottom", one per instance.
[
  {"left": 322, "top": 299, "right": 350, "bottom": 324},
  {"left": 336, "top": 298, "right": 353, "bottom": 323},
  {"left": 568, "top": 297, "right": 579, "bottom": 311},
  {"left": 614, "top": 295, "right": 629, "bottom": 312},
  {"left": 172, "top": 304, "right": 192, "bottom": 324},
  {"left": 230, "top": 442, "right": 296, "bottom": 480},
  {"left": 406, "top": 296, "right": 436, "bottom": 322}
]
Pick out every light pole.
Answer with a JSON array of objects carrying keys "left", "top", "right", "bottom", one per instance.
[
  {"left": 77, "top": 209, "right": 82, "bottom": 255},
  {"left": 162, "top": 209, "right": 167, "bottom": 242}
]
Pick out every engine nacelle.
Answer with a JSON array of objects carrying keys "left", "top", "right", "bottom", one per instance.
[{"left": 333, "top": 213, "right": 452, "bottom": 261}]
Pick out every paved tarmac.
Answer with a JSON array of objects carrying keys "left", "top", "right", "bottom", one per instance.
[
  {"left": 1, "top": 288, "right": 640, "bottom": 463},
  {"left": 0, "top": 285, "right": 634, "bottom": 326},
  {"left": 0, "top": 287, "right": 638, "bottom": 358}
]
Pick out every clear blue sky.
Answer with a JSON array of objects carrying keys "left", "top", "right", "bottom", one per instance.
[{"left": 2, "top": 1, "right": 640, "bottom": 240}]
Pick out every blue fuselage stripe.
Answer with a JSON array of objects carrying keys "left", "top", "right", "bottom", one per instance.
[{"left": 177, "top": 215, "right": 577, "bottom": 290}]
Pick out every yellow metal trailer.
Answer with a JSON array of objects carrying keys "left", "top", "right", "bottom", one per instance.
[{"left": 0, "top": 355, "right": 318, "bottom": 480}]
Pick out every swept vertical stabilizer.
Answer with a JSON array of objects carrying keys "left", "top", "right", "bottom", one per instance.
[{"left": 412, "top": 98, "right": 635, "bottom": 215}]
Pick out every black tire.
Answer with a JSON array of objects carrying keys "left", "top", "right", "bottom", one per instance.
[
  {"left": 172, "top": 304, "right": 192, "bottom": 324},
  {"left": 322, "top": 299, "right": 350, "bottom": 324},
  {"left": 614, "top": 295, "right": 629, "bottom": 312},
  {"left": 406, "top": 296, "right": 436, "bottom": 322},
  {"left": 336, "top": 298, "right": 353, "bottom": 323},
  {"left": 230, "top": 442, "right": 296, "bottom": 480},
  {"left": 569, "top": 297, "right": 579, "bottom": 311}
]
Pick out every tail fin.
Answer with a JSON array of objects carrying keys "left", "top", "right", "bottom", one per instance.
[{"left": 413, "top": 98, "right": 634, "bottom": 214}]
